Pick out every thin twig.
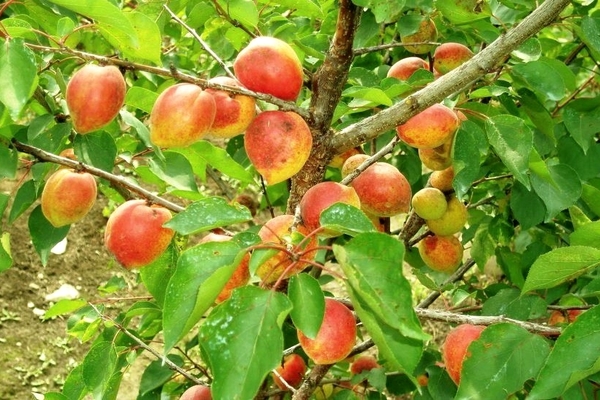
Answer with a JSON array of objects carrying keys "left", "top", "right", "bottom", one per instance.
[
  {"left": 354, "top": 41, "right": 441, "bottom": 55},
  {"left": 340, "top": 136, "right": 399, "bottom": 186},
  {"left": 417, "top": 258, "right": 477, "bottom": 309}
]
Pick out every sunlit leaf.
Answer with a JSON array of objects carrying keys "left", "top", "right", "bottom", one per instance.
[
  {"left": 288, "top": 273, "right": 324, "bottom": 339},
  {"left": 0, "top": 38, "right": 38, "bottom": 119},
  {"left": 28, "top": 205, "right": 70, "bottom": 266}
]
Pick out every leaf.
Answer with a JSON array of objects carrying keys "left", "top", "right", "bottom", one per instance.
[
  {"left": 256, "top": 0, "right": 323, "bottom": 18},
  {"left": 522, "top": 246, "right": 600, "bottom": 293},
  {"left": 288, "top": 273, "right": 324, "bottom": 340},
  {"left": 574, "top": 17, "right": 600, "bottom": 62},
  {"left": 581, "top": 183, "right": 600, "bottom": 217},
  {"left": 43, "top": 299, "right": 87, "bottom": 320},
  {"left": 319, "top": 203, "right": 377, "bottom": 237},
  {"left": 481, "top": 288, "right": 546, "bottom": 320},
  {"left": 558, "top": 136, "right": 600, "bottom": 182},
  {"left": 148, "top": 152, "right": 198, "bottom": 193},
  {"left": 122, "top": 11, "right": 162, "bottom": 64},
  {"left": 334, "top": 232, "right": 428, "bottom": 341},
  {"left": 530, "top": 162, "right": 582, "bottom": 222},
  {"left": 0, "top": 38, "right": 38, "bottom": 119},
  {"left": 138, "top": 355, "right": 184, "bottom": 397},
  {"left": 82, "top": 341, "right": 118, "bottom": 393},
  {"left": 562, "top": 98, "right": 600, "bottom": 154},
  {"left": 172, "top": 141, "right": 254, "bottom": 184},
  {"left": 0, "top": 145, "right": 18, "bottom": 179},
  {"left": 528, "top": 305, "right": 600, "bottom": 399},
  {"left": 453, "top": 120, "right": 486, "bottom": 200},
  {"left": 509, "top": 181, "right": 545, "bottom": 230},
  {"left": 216, "top": 0, "right": 259, "bottom": 29},
  {"left": 343, "top": 86, "right": 393, "bottom": 107},
  {"left": 511, "top": 57, "right": 576, "bottom": 102},
  {"left": 485, "top": 115, "right": 533, "bottom": 189},
  {"left": 9, "top": 179, "right": 38, "bottom": 223},
  {"left": 74, "top": 131, "right": 117, "bottom": 173},
  {"left": 0, "top": 232, "right": 12, "bottom": 273},
  {"left": 570, "top": 221, "right": 600, "bottom": 250},
  {"left": 119, "top": 109, "right": 152, "bottom": 148},
  {"left": 164, "top": 197, "right": 252, "bottom": 235},
  {"left": 352, "top": 0, "right": 405, "bottom": 23},
  {"left": 124, "top": 86, "right": 158, "bottom": 113},
  {"left": 139, "top": 243, "right": 177, "bottom": 306},
  {"left": 518, "top": 88, "right": 555, "bottom": 141},
  {"left": 199, "top": 286, "right": 292, "bottom": 400},
  {"left": 436, "top": 0, "right": 491, "bottom": 25},
  {"left": 457, "top": 323, "right": 550, "bottom": 400},
  {"left": 162, "top": 240, "right": 242, "bottom": 352},
  {"left": 28, "top": 205, "right": 70, "bottom": 266}
]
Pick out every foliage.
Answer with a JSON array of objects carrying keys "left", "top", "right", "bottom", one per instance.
[{"left": 1, "top": 0, "right": 600, "bottom": 399}]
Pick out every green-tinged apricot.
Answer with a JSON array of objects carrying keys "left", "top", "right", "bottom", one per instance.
[
  {"left": 104, "top": 200, "right": 175, "bottom": 269},
  {"left": 233, "top": 36, "right": 303, "bottom": 101},
  {"left": 150, "top": 83, "right": 216, "bottom": 148},
  {"left": 433, "top": 42, "right": 474, "bottom": 75},
  {"left": 418, "top": 234, "right": 464, "bottom": 273},
  {"left": 350, "top": 162, "right": 412, "bottom": 217},
  {"left": 429, "top": 166, "right": 455, "bottom": 192},
  {"left": 41, "top": 168, "right": 97, "bottom": 227},
  {"left": 412, "top": 187, "right": 448, "bottom": 220},
  {"left": 205, "top": 76, "right": 256, "bottom": 138},
  {"left": 426, "top": 195, "right": 468, "bottom": 236},
  {"left": 418, "top": 132, "right": 455, "bottom": 171},
  {"left": 298, "top": 298, "right": 357, "bottom": 364},
  {"left": 244, "top": 110, "right": 312, "bottom": 185},
  {"left": 401, "top": 18, "right": 438, "bottom": 54},
  {"left": 387, "top": 57, "right": 430, "bottom": 81},
  {"left": 396, "top": 104, "right": 460, "bottom": 149},
  {"left": 256, "top": 215, "right": 318, "bottom": 284},
  {"left": 442, "top": 324, "right": 486, "bottom": 385},
  {"left": 299, "top": 181, "right": 361, "bottom": 234},
  {"left": 66, "top": 64, "right": 126, "bottom": 134}
]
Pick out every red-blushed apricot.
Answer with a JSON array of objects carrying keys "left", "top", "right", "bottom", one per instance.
[
  {"left": 548, "top": 309, "right": 583, "bottom": 326},
  {"left": 233, "top": 36, "right": 303, "bottom": 101},
  {"left": 341, "top": 154, "right": 369, "bottom": 178},
  {"left": 272, "top": 353, "right": 307, "bottom": 390},
  {"left": 41, "top": 168, "right": 97, "bottom": 227},
  {"left": 150, "top": 83, "right": 216, "bottom": 148},
  {"left": 299, "top": 181, "right": 361, "bottom": 234},
  {"left": 298, "top": 298, "right": 357, "bottom": 365},
  {"left": 205, "top": 76, "right": 256, "bottom": 138},
  {"left": 387, "top": 57, "right": 430, "bottom": 81},
  {"left": 442, "top": 324, "right": 486, "bottom": 385},
  {"left": 396, "top": 104, "right": 460, "bottom": 149},
  {"left": 433, "top": 42, "right": 474, "bottom": 75},
  {"left": 104, "top": 200, "right": 175, "bottom": 269},
  {"left": 418, "top": 234, "right": 463, "bottom": 273},
  {"left": 411, "top": 187, "right": 448, "bottom": 220},
  {"left": 66, "top": 64, "right": 126, "bottom": 134},
  {"left": 244, "top": 110, "right": 312, "bottom": 185},
  {"left": 426, "top": 195, "right": 468, "bottom": 236},
  {"left": 350, "top": 355, "right": 380, "bottom": 375},
  {"left": 429, "top": 166, "right": 455, "bottom": 192},
  {"left": 329, "top": 147, "right": 363, "bottom": 169},
  {"left": 198, "top": 232, "right": 250, "bottom": 303},
  {"left": 350, "top": 162, "right": 412, "bottom": 217},
  {"left": 256, "top": 215, "right": 318, "bottom": 284},
  {"left": 401, "top": 18, "right": 438, "bottom": 54},
  {"left": 179, "top": 384, "right": 212, "bottom": 400}
]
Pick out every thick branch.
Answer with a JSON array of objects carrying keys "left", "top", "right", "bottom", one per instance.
[{"left": 331, "top": 0, "right": 571, "bottom": 154}]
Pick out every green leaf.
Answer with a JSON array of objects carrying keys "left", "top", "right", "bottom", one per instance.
[
  {"left": 44, "top": 299, "right": 87, "bottom": 320},
  {"left": 0, "top": 145, "right": 17, "bottom": 179},
  {"left": 457, "top": 323, "right": 550, "bottom": 400},
  {"left": 119, "top": 109, "right": 152, "bottom": 148},
  {"left": 138, "top": 355, "right": 184, "bottom": 397},
  {"left": 581, "top": 183, "right": 600, "bottom": 217},
  {"left": 173, "top": 141, "right": 254, "bottom": 184},
  {"left": 485, "top": 115, "right": 533, "bottom": 189},
  {"left": 481, "top": 288, "right": 546, "bottom": 320},
  {"left": 570, "top": 221, "right": 600, "bottom": 250},
  {"left": 256, "top": 0, "right": 323, "bottom": 17},
  {"left": 216, "top": 0, "right": 259, "bottom": 29},
  {"left": 199, "top": 286, "right": 292, "bottom": 400},
  {"left": 164, "top": 197, "right": 252, "bottom": 235},
  {"left": 122, "top": 11, "right": 162, "bottom": 64},
  {"left": 522, "top": 246, "right": 600, "bottom": 293},
  {"left": 436, "top": 0, "right": 491, "bottom": 25},
  {"left": 510, "top": 181, "right": 545, "bottom": 230},
  {"left": 288, "top": 273, "right": 324, "bottom": 340},
  {"left": 43, "top": 393, "right": 69, "bottom": 400},
  {"left": 148, "top": 152, "right": 198, "bottom": 193},
  {"left": 0, "top": 232, "right": 13, "bottom": 273},
  {"left": 352, "top": 0, "right": 405, "bottom": 23},
  {"left": 9, "top": 179, "right": 38, "bottom": 223},
  {"left": 28, "top": 205, "right": 70, "bottom": 266},
  {"left": 574, "top": 17, "right": 600, "bottom": 62},
  {"left": 124, "top": 86, "right": 158, "bottom": 113},
  {"left": 62, "top": 364, "right": 87, "bottom": 399},
  {"left": 518, "top": 88, "right": 555, "bottom": 142},
  {"left": 139, "top": 243, "right": 177, "bottom": 306},
  {"left": 319, "top": 203, "right": 377, "bottom": 237},
  {"left": 530, "top": 163, "right": 582, "bottom": 222},
  {"left": 529, "top": 305, "right": 600, "bottom": 399},
  {"left": 558, "top": 136, "right": 600, "bottom": 182},
  {"left": 453, "top": 120, "right": 486, "bottom": 200},
  {"left": 162, "top": 240, "right": 242, "bottom": 352},
  {"left": 562, "top": 98, "right": 600, "bottom": 154},
  {"left": 74, "top": 131, "right": 117, "bottom": 173},
  {"left": 511, "top": 57, "right": 576, "bottom": 102},
  {"left": 0, "top": 38, "right": 38, "bottom": 119},
  {"left": 343, "top": 87, "right": 393, "bottom": 107},
  {"left": 334, "top": 232, "right": 428, "bottom": 342},
  {"left": 82, "top": 341, "right": 118, "bottom": 393}
]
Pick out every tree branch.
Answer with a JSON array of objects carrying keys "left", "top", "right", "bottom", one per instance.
[{"left": 330, "top": 0, "right": 571, "bottom": 154}]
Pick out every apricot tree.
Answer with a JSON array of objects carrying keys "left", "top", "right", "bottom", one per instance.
[{"left": 1, "top": 0, "right": 600, "bottom": 399}]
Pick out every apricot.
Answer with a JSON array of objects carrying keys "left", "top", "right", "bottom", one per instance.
[
  {"left": 350, "top": 355, "right": 380, "bottom": 375},
  {"left": 297, "top": 298, "right": 356, "bottom": 365},
  {"left": 329, "top": 147, "right": 362, "bottom": 169},
  {"left": 341, "top": 153, "right": 369, "bottom": 178},
  {"left": 41, "top": 168, "right": 97, "bottom": 227},
  {"left": 429, "top": 166, "right": 455, "bottom": 192},
  {"left": 272, "top": 353, "right": 307, "bottom": 390},
  {"left": 256, "top": 215, "right": 318, "bottom": 284},
  {"left": 350, "top": 162, "right": 412, "bottom": 217},
  {"left": 179, "top": 384, "right": 212, "bottom": 400},
  {"left": 244, "top": 110, "right": 312, "bottom": 185},
  {"left": 198, "top": 232, "right": 250, "bottom": 303},
  {"left": 233, "top": 36, "right": 304, "bottom": 101},
  {"left": 426, "top": 195, "right": 468, "bottom": 236},
  {"left": 66, "top": 64, "right": 126, "bottom": 134},
  {"left": 387, "top": 57, "right": 430, "bottom": 81},
  {"left": 150, "top": 83, "right": 216, "bottom": 148},
  {"left": 418, "top": 234, "right": 463, "bottom": 273},
  {"left": 442, "top": 324, "right": 486, "bottom": 385},
  {"left": 299, "top": 181, "right": 361, "bottom": 234},
  {"left": 418, "top": 132, "right": 455, "bottom": 171},
  {"left": 548, "top": 309, "right": 583, "bottom": 326},
  {"left": 396, "top": 104, "right": 460, "bottom": 149},
  {"left": 401, "top": 18, "right": 438, "bottom": 54},
  {"left": 104, "top": 200, "right": 175, "bottom": 269},
  {"left": 433, "top": 42, "right": 474, "bottom": 75},
  {"left": 411, "top": 187, "right": 447, "bottom": 220},
  {"left": 205, "top": 76, "right": 256, "bottom": 138}
]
